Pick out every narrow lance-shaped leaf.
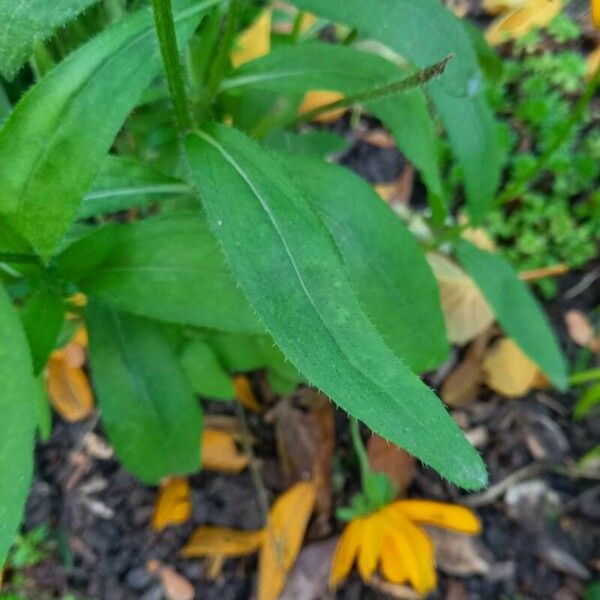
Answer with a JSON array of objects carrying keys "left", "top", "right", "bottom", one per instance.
[
  {"left": 0, "top": 0, "right": 220, "bottom": 258},
  {"left": 280, "top": 154, "right": 449, "bottom": 374},
  {"left": 289, "top": 0, "right": 503, "bottom": 222},
  {"left": 56, "top": 214, "right": 263, "bottom": 334},
  {"left": 455, "top": 239, "right": 567, "bottom": 390},
  {"left": 0, "top": 0, "right": 99, "bottom": 80},
  {"left": 86, "top": 302, "right": 202, "bottom": 483},
  {"left": 223, "top": 42, "right": 442, "bottom": 201},
  {"left": 185, "top": 124, "right": 486, "bottom": 490},
  {"left": 0, "top": 283, "right": 38, "bottom": 567}
]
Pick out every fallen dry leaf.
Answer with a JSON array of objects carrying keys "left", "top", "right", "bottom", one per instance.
[
  {"left": 367, "top": 434, "right": 416, "bottom": 492},
  {"left": 427, "top": 528, "right": 491, "bottom": 577},
  {"left": 427, "top": 253, "right": 495, "bottom": 345},
  {"left": 181, "top": 527, "right": 265, "bottom": 558},
  {"left": 485, "top": 0, "right": 563, "bottom": 45},
  {"left": 46, "top": 353, "right": 94, "bottom": 422},
  {"left": 147, "top": 561, "right": 194, "bottom": 600},
  {"left": 360, "top": 128, "right": 396, "bottom": 149},
  {"left": 151, "top": 478, "right": 192, "bottom": 532},
  {"left": 231, "top": 9, "right": 272, "bottom": 68},
  {"left": 258, "top": 481, "right": 317, "bottom": 600},
  {"left": 233, "top": 374, "right": 262, "bottom": 413},
  {"left": 458, "top": 215, "right": 496, "bottom": 252},
  {"left": 564, "top": 310, "right": 598, "bottom": 349},
  {"left": 201, "top": 428, "right": 249, "bottom": 473},
  {"left": 374, "top": 166, "right": 415, "bottom": 206},
  {"left": 298, "top": 91, "right": 346, "bottom": 123},
  {"left": 483, "top": 337, "right": 544, "bottom": 397},
  {"left": 272, "top": 390, "right": 334, "bottom": 532},
  {"left": 447, "top": 0, "right": 470, "bottom": 17}
]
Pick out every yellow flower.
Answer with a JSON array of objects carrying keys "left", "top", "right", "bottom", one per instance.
[
  {"left": 593, "top": 0, "right": 600, "bottom": 28},
  {"left": 330, "top": 499, "right": 481, "bottom": 595}
]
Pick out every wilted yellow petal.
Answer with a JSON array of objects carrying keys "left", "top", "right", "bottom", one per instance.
[
  {"left": 69, "top": 292, "right": 88, "bottom": 307},
  {"left": 46, "top": 354, "right": 94, "bottom": 422},
  {"left": 587, "top": 45, "right": 600, "bottom": 79},
  {"left": 201, "top": 428, "right": 249, "bottom": 473},
  {"left": 231, "top": 9, "right": 272, "bottom": 68},
  {"left": 385, "top": 511, "right": 436, "bottom": 596},
  {"left": 593, "top": 0, "right": 600, "bottom": 28},
  {"left": 299, "top": 91, "right": 346, "bottom": 123},
  {"left": 483, "top": 337, "right": 543, "bottom": 397},
  {"left": 427, "top": 253, "right": 495, "bottom": 345},
  {"left": 482, "top": 0, "right": 529, "bottom": 15},
  {"left": 233, "top": 374, "right": 262, "bottom": 412},
  {"left": 379, "top": 536, "right": 408, "bottom": 584},
  {"left": 393, "top": 500, "right": 482, "bottom": 535},
  {"left": 485, "top": 0, "right": 563, "bottom": 45},
  {"left": 151, "top": 477, "right": 192, "bottom": 531},
  {"left": 357, "top": 512, "right": 386, "bottom": 581},
  {"left": 258, "top": 481, "right": 317, "bottom": 600},
  {"left": 181, "top": 527, "right": 265, "bottom": 558},
  {"left": 330, "top": 519, "right": 364, "bottom": 588},
  {"left": 71, "top": 326, "right": 88, "bottom": 348}
]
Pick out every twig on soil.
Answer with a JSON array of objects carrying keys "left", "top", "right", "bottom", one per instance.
[
  {"left": 519, "top": 263, "right": 568, "bottom": 282},
  {"left": 562, "top": 266, "right": 600, "bottom": 300}
]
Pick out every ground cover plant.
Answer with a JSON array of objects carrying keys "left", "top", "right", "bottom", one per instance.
[{"left": 0, "top": 0, "right": 599, "bottom": 598}]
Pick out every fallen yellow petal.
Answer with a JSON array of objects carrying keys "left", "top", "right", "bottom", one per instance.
[
  {"left": 201, "top": 428, "right": 249, "bottom": 474},
  {"left": 593, "top": 0, "right": 600, "bottom": 28},
  {"left": 233, "top": 374, "right": 262, "bottom": 413},
  {"left": 46, "top": 354, "right": 94, "bottom": 422},
  {"left": 258, "top": 481, "right": 317, "bottom": 600},
  {"left": 299, "top": 91, "right": 346, "bottom": 123},
  {"left": 587, "top": 45, "right": 600, "bottom": 80},
  {"left": 231, "top": 9, "right": 272, "bottom": 68},
  {"left": 151, "top": 477, "right": 192, "bottom": 532},
  {"left": 330, "top": 518, "right": 364, "bottom": 588},
  {"left": 393, "top": 500, "right": 482, "bottom": 535},
  {"left": 181, "top": 527, "right": 265, "bottom": 557},
  {"left": 485, "top": 0, "right": 563, "bottom": 46}
]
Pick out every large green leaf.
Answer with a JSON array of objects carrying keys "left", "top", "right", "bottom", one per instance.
[
  {"left": 0, "top": 0, "right": 219, "bottom": 258},
  {"left": 455, "top": 240, "right": 567, "bottom": 390},
  {"left": 0, "top": 283, "right": 37, "bottom": 566},
  {"left": 181, "top": 339, "right": 235, "bottom": 400},
  {"left": 0, "top": 0, "right": 99, "bottom": 80},
  {"left": 185, "top": 124, "right": 486, "bottom": 490},
  {"left": 281, "top": 154, "right": 448, "bottom": 373},
  {"left": 86, "top": 302, "right": 202, "bottom": 483},
  {"left": 223, "top": 42, "right": 442, "bottom": 200},
  {"left": 289, "top": 0, "right": 502, "bottom": 222},
  {"left": 56, "top": 214, "right": 263, "bottom": 334},
  {"left": 80, "top": 156, "right": 191, "bottom": 218}
]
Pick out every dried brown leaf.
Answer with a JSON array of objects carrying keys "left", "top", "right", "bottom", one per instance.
[
  {"left": 148, "top": 561, "right": 194, "bottom": 600},
  {"left": 564, "top": 310, "right": 595, "bottom": 348},
  {"left": 367, "top": 434, "right": 416, "bottom": 491}
]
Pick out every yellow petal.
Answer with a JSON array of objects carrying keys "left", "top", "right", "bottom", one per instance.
[
  {"left": 587, "top": 45, "right": 600, "bottom": 80},
  {"left": 201, "top": 428, "right": 249, "bottom": 473},
  {"left": 392, "top": 500, "right": 482, "bottom": 535},
  {"left": 385, "top": 511, "right": 436, "bottom": 596},
  {"left": 231, "top": 9, "right": 271, "bottom": 68},
  {"left": 357, "top": 512, "right": 386, "bottom": 582},
  {"left": 233, "top": 374, "right": 262, "bottom": 413},
  {"left": 593, "top": 0, "right": 600, "bottom": 28},
  {"left": 298, "top": 91, "right": 346, "bottom": 123},
  {"left": 427, "top": 253, "right": 495, "bottom": 345},
  {"left": 46, "top": 354, "right": 94, "bottom": 422},
  {"left": 330, "top": 519, "right": 364, "bottom": 588},
  {"left": 485, "top": 0, "right": 563, "bottom": 46},
  {"left": 483, "top": 337, "right": 543, "bottom": 397},
  {"left": 151, "top": 477, "right": 192, "bottom": 531},
  {"left": 379, "top": 536, "right": 408, "bottom": 584},
  {"left": 258, "top": 481, "right": 317, "bottom": 600},
  {"left": 181, "top": 527, "right": 265, "bottom": 558},
  {"left": 482, "top": 0, "right": 529, "bottom": 15}
]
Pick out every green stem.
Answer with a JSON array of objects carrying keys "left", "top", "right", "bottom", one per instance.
[
  {"left": 350, "top": 418, "right": 370, "bottom": 489},
  {"left": 495, "top": 66, "right": 600, "bottom": 207},
  {"left": 290, "top": 11, "right": 305, "bottom": 42},
  {"left": 288, "top": 55, "right": 453, "bottom": 127},
  {"left": 151, "top": 0, "right": 192, "bottom": 132},
  {"left": 0, "top": 252, "right": 41, "bottom": 266},
  {"left": 570, "top": 368, "right": 600, "bottom": 386}
]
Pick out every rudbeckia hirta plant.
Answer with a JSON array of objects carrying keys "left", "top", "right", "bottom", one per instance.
[{"left": 331, "top": 420, "right": 482, "bottom": 596}]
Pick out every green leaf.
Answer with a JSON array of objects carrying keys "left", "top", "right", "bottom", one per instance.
[
  {"left": 455, "top": 239, "right": 567, "bottom": 390},
  {"left": 288, "top": 0, "right": 503, "bottom": 222},
  {"left": 223, "top": 42, "right": 442, "bottom": 200},
  {"left": 20, "top": 292, "right": 64, "bottom": 374},
  {"left": 0, "top": 0, "right": 219, "bottom": 258},
  {"left": 56, "top": 214, "right": 263, "bottom": 334},
  {"left": 0, "top": 283, "right": 37, "bottom": 567},
  {"left": 0, "top": 0, "right": 99, "bottom": 80},
  {"left": 574, "top": 382, "right": 600, "bottom": 420},
  {"left": 264, "top": 129, "right": 349, "bottom": 158},
  {"left": 86, "top": 302, "right": 202, "bottom": 483},
  {"left": 184, "top": 124, "right": 486, "bottom": 490},
  {"left": 181, "top": 339, "right": 235, "bottom": 400},
  {"left": 80, "top": 156, "right": 191, "bottom": 218},
  {"left": 281, "top": 154, "right": 449, "bottom": 374}
]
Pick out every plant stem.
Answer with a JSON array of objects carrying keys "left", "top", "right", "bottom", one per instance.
[
  {"left": 151, "top": 0, "right": 192, "bottom": 132},
  {"left": 350, "top": 417, "right": 370, "bottom": 490},
  {"left": 0, "top": 252, "right": 41, "bottom": 266},
  {"left": 290, "top": 11, "right": 305, "bottom": 42},
  {"left": 495, "top": 66, "right": 600, "bottom": 207},
  {"left": 570, "top": 368, "right": 600, "bottom": 386},
  {"left": 288, "top": 55, "right": 453, "bottom": 127}
]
